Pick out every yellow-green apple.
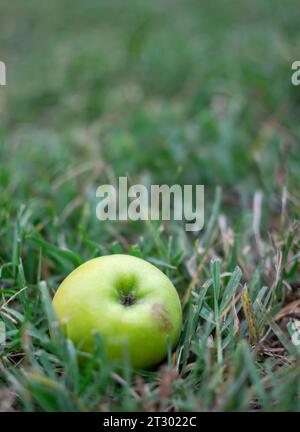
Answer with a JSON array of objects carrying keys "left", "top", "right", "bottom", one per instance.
[{"left": 52, "top": 254, "right": 182, "bottom": 369}]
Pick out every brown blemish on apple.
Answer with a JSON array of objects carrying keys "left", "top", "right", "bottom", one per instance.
[{"left": 151, "top": 303, "right": 172, "bottom": 332}]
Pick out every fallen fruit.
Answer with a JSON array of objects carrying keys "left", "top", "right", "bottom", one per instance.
[{"left": 52, "top": 254, "right": 182, "bottom": 369}]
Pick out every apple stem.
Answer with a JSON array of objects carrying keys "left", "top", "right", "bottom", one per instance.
[{"left": 120, "top": 292, "right": 136, "bottom": 306}]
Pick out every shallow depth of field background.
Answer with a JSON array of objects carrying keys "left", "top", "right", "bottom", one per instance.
[{"left": 1, "top": 0, "right": 300, "bottom": 412}]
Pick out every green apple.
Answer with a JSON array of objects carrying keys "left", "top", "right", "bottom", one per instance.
[{"left": 52, "top": 254, "right": 182, "bottom": 369}]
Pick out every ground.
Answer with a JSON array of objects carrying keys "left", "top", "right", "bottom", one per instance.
[{"left": 0, "top": 0, "right": 300, "bottom": 411}]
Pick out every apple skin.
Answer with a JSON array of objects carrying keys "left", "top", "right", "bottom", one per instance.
[{"left": 52, "top": 254, "right": 182, "bottom": 369}]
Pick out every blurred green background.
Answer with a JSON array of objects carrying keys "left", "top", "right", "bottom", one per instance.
[{"left": 0, "top": 0, "right": 300, "bottom": 250}]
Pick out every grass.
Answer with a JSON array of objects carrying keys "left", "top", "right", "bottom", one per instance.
[{"left": 1, "top": 0, "right": 300, "bottom": 411}]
